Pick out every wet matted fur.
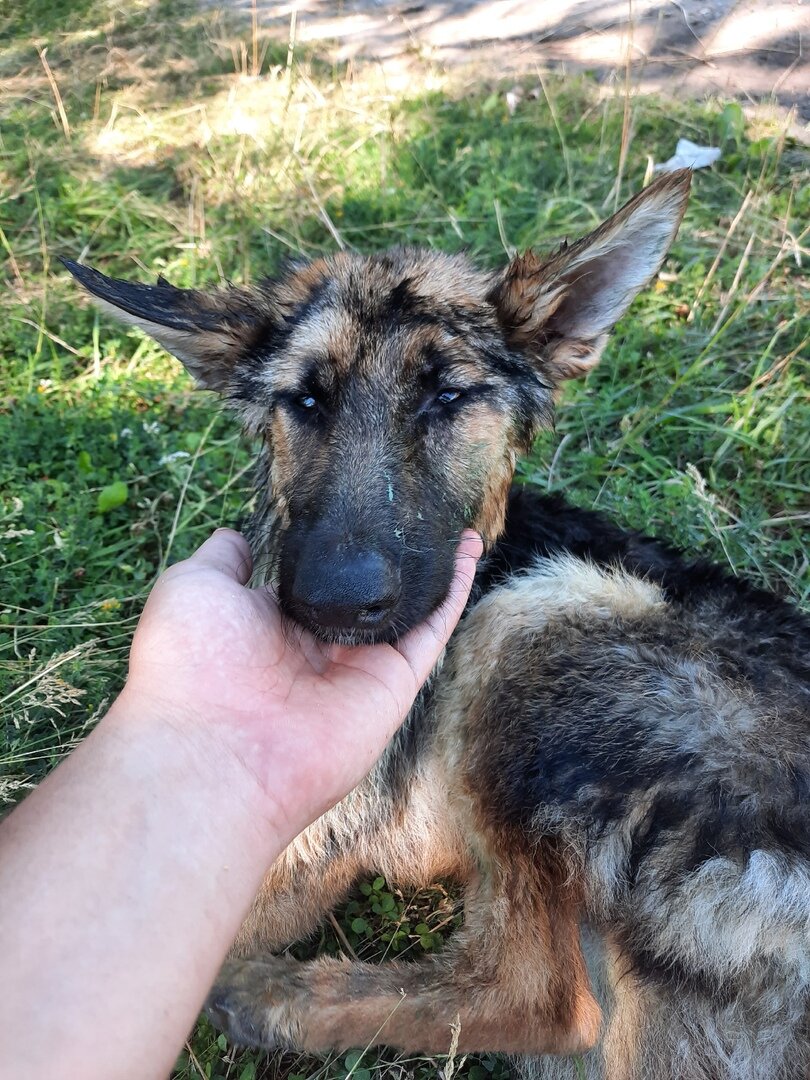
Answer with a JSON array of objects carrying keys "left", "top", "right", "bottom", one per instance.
[{"left": 66, "top": 170, "right": 810, "bottom": 1079}]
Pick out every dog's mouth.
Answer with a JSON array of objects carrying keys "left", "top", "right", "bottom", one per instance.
[
  {"left": 279, "top": 597, "right": 404, "bottom": 647},
  {"left": 302, "top": 622, "right": 400, "bottom": 647}
]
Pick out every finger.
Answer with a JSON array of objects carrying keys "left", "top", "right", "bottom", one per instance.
[
  {"left": 394, "top": 530, "right": 482, "bottom": 687},
  {"left": 183, "top": 528, "right": 253, "bottom": 585}
]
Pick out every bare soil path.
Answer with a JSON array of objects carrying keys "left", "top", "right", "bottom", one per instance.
[{"left": 218, "top": 0, "right": 809, "bottom": 125}]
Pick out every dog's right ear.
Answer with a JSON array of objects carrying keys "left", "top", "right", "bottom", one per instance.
[{"left": 62, "top": 259, "right": 270, "bottom": 392}]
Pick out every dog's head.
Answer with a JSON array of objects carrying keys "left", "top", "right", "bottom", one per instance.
[{"left": 66, "top": 170, "right": 689, "bottom": 643}]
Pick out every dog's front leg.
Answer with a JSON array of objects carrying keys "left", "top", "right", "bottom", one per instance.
[
  {"left": 212, "top": 846, "right": 600, "bottom": 1057},
  {"left": 234, "top": 744, "right": 471, "bottom": 955}
]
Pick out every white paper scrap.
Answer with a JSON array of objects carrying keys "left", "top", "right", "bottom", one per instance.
[{"left": 654, "top": 138, "right": 721, "bottom": 173}]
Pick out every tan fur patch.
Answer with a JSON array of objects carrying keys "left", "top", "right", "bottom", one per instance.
[{"left": 457, "top": 555, "right": 666, "bottom": 689}]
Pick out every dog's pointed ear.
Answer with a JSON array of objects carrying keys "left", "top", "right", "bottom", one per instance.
[
  {"left": 62, "top": 259, "right": 268, "bottom": 392},
  {"left": 489, "top": 169, "right": 691, "bottom": 383}
]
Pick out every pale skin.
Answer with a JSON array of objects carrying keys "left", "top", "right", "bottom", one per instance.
[{"left": 0, "top": 527, "right": 482, "bottom": 1080}]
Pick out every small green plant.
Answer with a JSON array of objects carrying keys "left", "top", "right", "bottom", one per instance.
[
  {"left": 338, "top": 876, "right": 460, "bottom": 958},
  {"left": 97, "top": 480, "right": 129, "bottom": 513}
]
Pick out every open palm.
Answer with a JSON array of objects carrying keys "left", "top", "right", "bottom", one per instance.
[{"left": 123, "top": 529, "right": 481, "bottom": 837}]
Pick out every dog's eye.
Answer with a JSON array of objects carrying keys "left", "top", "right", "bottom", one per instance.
[
  {"left": 283, "top": 389, "right": 326, "bottom": 420},
  {"left": 437, "top": 388, "right": 463, "bottom": 405}
]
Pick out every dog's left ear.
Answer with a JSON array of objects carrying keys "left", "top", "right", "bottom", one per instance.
[
  {"left": 489, "top": 169, "right": 691, "bottom": 383},
  {"left": 62, "top": 259, "right": 269, "bottom": 392}
]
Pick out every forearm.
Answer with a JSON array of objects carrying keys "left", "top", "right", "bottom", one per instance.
[
  {"left": 0, "top": 692, "right": 282, "bottom": 1080},
  {"left": 0, "top": 527, "right": 480, "bottom": 1079}
]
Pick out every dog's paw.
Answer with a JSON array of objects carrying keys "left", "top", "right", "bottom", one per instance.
[{"left": 205, "top": 956, "right": 305, "bottom": 1050}]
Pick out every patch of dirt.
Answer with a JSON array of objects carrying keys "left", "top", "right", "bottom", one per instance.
[{"left": 217, "top": 0, "right": 809, "bottom": 127}]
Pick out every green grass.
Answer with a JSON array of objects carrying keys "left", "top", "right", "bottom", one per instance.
[{"left": 1, "top": 0, "right": 808, "bottom": 1076}]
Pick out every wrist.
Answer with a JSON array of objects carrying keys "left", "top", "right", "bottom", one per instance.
[{"left": 105, "top": 687, "right": 292, "bottom": 864}]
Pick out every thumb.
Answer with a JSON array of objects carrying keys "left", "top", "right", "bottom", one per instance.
[
  {"left": 394, "top": 530, "right": 483, "bottom": 687},
  {"left": 182, "top": 528, "right": 254, "bottom": 585}
]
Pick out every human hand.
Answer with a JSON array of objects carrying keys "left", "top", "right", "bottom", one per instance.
[
  {"left": 0, "top": 527, "right": 481, "bottom": 1080},
  {"left": 120, "top": 528, "right": 482, "bottom": 845}
]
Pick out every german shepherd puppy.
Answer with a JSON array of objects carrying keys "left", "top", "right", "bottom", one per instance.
[{"left": 65, "top": 169, "right": 810, "bottom": 1079}]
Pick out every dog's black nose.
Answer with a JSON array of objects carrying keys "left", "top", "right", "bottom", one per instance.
[{"left": 291, "top": 549, "right": 402, "bottom": 631}]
